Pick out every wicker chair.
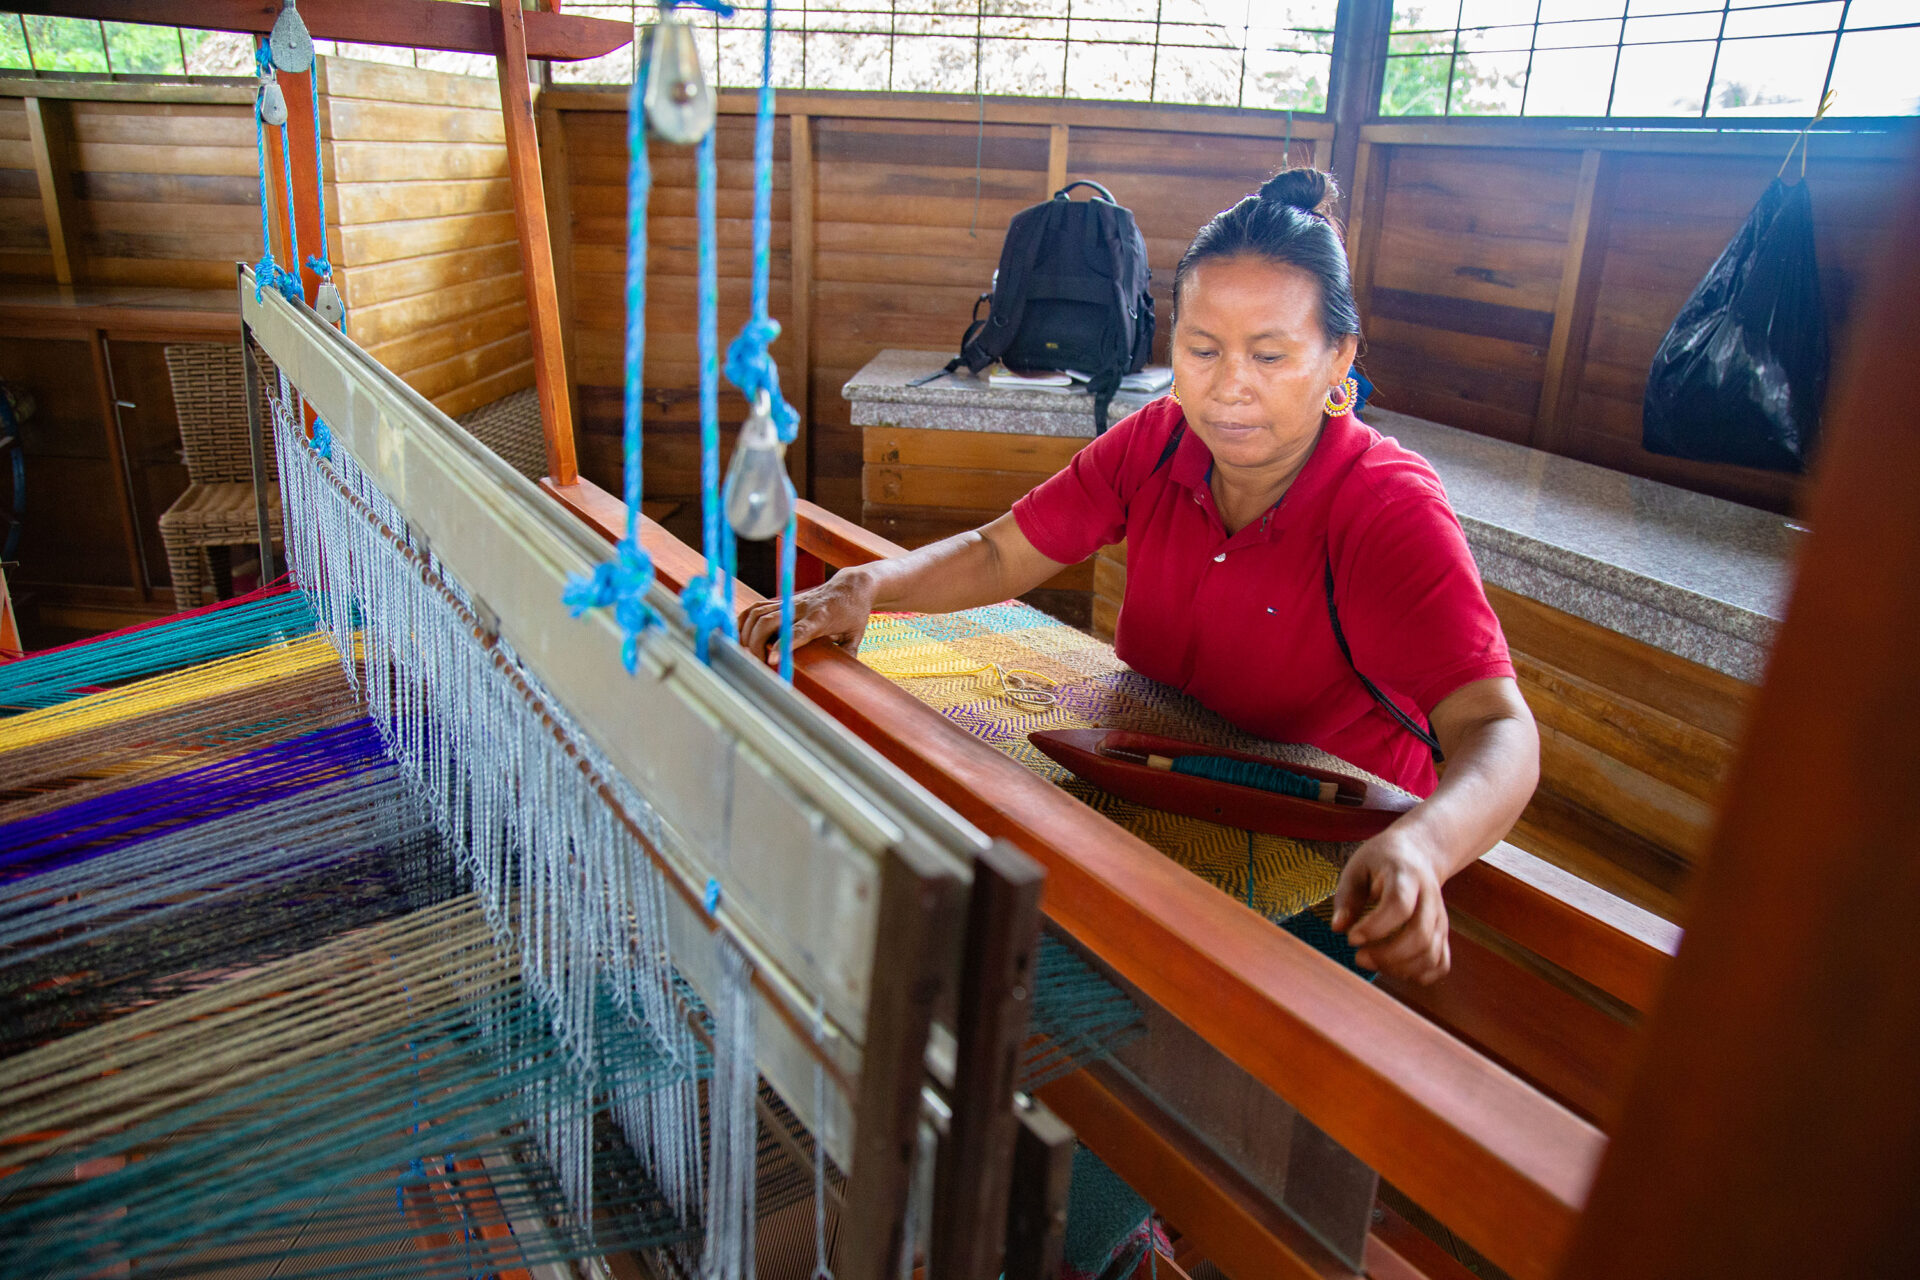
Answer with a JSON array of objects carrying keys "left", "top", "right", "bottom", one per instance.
[
  {"left": 158, "top": 344, "right": 282, "bottom": 608},
  {"left": 455, "top": 385, "right": 546, "bottom": 482}
]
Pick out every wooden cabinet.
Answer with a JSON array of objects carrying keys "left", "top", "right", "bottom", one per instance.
[{"left": 859, "top": 423, "right": 1110, "bottom": 626}]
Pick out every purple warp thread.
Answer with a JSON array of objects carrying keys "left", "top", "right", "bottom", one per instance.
[{"left": 0, "top": 718, "right": 392, "bottom": 880}]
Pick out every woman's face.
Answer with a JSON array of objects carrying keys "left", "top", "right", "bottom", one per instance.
[{"left": 1170, "top": 255, "right": 1359, "bottom": 475}]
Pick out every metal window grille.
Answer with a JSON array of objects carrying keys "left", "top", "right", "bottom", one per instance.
[
  {"left": 1382, "top": 0, "right": 1920, "bottom": 120},
  {"left": 0, "top": 4, "right": 1342, "bottom": 113},
  {"left": 553, "top": 2, "right": 1340, "bottom": 112}
]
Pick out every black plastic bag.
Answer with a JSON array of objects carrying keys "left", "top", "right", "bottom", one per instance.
[{"left": 1643, "top": 177, "right": 1828, "bottom": 473}]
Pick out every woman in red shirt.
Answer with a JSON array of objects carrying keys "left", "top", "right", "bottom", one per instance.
[{"left": 742, "top": 169, "right": 1539, "bottom": 985}]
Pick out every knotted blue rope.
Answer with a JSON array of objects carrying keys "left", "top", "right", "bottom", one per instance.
[
  {"left": 720, "top": 0, "right": 800, "bottom": 680},
  {"left": 303, "top": 66, "right": 341, "bottom": 323},
  {"left": 563, "top": 52, "right": 659, "bottom": 671},
  {"left": 664, "top": 0, "right": 736, "bottom": 14},
  {"left": 251, "top": 45, "right": 302, "bottom": 304},
  {"left": 311, "top": 414, "right": 332, "bottom": 460},
  {"left": 680, "top": 128, "right": 738, "bottom": 663}
]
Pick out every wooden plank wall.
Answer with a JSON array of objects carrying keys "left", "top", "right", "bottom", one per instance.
[
  {"left": 0, "top": 91, "right": 257, "bottom": 289},
  {"left": 1351, "top": 127, "right": 1912, "bottom": 515},
  {"left": 70, "top": 99, "right": 257, "bottom": 289},
  {"left": 0, "top": 59, "right": 536, "bottom": 635},
  {"left": 0, "top": 96, "right": 50, "bottom": 280},
  {"left": 325, "top": 58, "right": 534, "bottom": 420},
  {"left": 564, "top": 109, "right": 795, "bottom": 507},
  {"left": 554, "top": 96, "right": 1315, "bottom": 522}
]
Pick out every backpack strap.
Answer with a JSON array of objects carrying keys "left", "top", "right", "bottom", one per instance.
[
  {"left": 1323, "top": 555, "right": 1444, "bottom": 764},
  {"left": 1054, "top": 179, "right": 1116, "bottom": 204}
]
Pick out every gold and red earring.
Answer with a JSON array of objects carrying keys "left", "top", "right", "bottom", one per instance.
[{"left": 1323, "top": 376, "right": 1358, "bottom": 417}]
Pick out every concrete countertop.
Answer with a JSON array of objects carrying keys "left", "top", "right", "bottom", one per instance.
[{"left": 846, "top": 349, "right": 1795, "bottom": 681}]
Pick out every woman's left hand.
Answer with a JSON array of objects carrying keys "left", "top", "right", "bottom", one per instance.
[{"left": 1329, "top": 826, "right": 1452, "bottom": 985}]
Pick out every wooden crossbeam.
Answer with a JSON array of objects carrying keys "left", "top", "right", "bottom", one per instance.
[{"left": 10, "top": 1, "right": 632, "bottom": 62}]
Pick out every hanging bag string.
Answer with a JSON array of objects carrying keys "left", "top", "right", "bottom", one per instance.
[{"left": 1778, "top": 89, "right": 1837, "bottom": 182}]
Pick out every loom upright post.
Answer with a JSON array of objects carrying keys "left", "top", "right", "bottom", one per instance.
[
  {"left": 491, "top": 0, "right": 581, "bottom": 487},
  {"left": 240, "top": 307, "right": 274, "bottom": 584}
]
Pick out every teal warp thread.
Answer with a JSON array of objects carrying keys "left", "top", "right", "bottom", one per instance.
[
  {"left": 0, "top": 589, "right": 315, "bottom": 712},
  {"left": 562, "top": 35, "right": 659, "bottom": 671},
  {"left": 680, "top": 128, "right": 738, "bottom": 662},
  {"left": 1281, "top": 906, "right": 1375, "bottom": 982},
  {"left": 1169, "top": 753, "right": 1325, "bottom": 801}
]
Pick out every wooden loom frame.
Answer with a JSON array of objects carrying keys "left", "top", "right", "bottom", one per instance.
[
  {"left": 1, "top": 2, "right": 1078, "bottom": 1277},
  {"left": 242, "top": 262, "right": 1062, "bottom": 1280},
  {"left": 27, "top": 0, "right": 1920, "bottom": 1275}
]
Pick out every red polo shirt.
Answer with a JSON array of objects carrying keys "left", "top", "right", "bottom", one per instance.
[{"left": 1012, "top": 396, "right": 1512, "bottom": 795}]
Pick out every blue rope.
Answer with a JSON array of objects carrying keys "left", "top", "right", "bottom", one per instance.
[
  {"left": 250, "top": 46, "right": 301, "bottom": 304},
  {"left": 679, "top": 129, "right": 737, "bottom": 663},
  {"left": 720, "top": 0, "right": 800, "bottom": 680},
  {"left": 562, "top": 50, "right": 660, "bottom": 672},
  {"left": 303, "top": 65, "right": 340, "bottom": 321},
  {"left": 664, "top": 0, "right": 737, "bottom": 13}
]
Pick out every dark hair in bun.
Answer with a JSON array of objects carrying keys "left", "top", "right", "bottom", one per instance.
[
  {"left": 1172, "top": 166, "right": 1360, "bottom": 347},
  {"left": 1257, "top": 167, "right": 1339, "bottom": 217}
]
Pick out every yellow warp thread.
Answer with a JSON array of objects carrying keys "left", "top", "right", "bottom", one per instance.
[
  {"left": 0, "top": 633, "right": 349, "bottom": 755},
  {"left": 860, "top": 657, "right": 1058, "bottom": 707}
]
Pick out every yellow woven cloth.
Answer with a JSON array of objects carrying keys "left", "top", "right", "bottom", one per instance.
[{"left": 859, "top": 601, "right": 1371, "bottom": 921}]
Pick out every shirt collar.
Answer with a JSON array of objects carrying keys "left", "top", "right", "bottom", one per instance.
[{"left": 1170, "top": 409, "right": 1374, "bottom": 537}]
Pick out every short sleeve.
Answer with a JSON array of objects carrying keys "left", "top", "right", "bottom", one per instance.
[
  {"left": 1010, "top": 402, "right": 1166, "bottom": 566},
  {"left": 1334, "top": 490, "right": 1514, "bottom": 716}
]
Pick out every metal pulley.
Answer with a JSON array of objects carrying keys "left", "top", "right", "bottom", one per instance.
[
  {"left": 642, "top": 15, "right": 715, "bottom": 145},
  {"left": 257, "top": 75, "right": 288, "bottom": 127},
  {"left": 269, "top": 0, "right": 314, "bottom": 74},
  {"left": 723, "top": 391, "right": 795, "bottom": 541},
  {"left": 314, "top": 281, "right": 345, "bottom": 327}
]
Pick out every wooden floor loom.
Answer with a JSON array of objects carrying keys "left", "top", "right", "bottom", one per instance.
[
  {"left": 0, "top": 268, "right": 1132, "bottom": 1280},
  {"left": 249, "top": 271, "right": 1096, "bottom": 1278}
]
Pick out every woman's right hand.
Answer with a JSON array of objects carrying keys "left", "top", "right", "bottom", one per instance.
[{"left": 738, "top": 565, "right": 879, "bottom": 665}]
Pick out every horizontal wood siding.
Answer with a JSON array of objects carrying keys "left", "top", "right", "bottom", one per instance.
[
  {"left": 67, "top": 99, "right": 257, "bottom": 290},
  {"left": 564, "top": 109, "right": 793, "bottom": 505},
  {"left": 559, "top": 100, "right": 1315, "bottom": 525},
  {"left": 807, "top": 116, "right": 1039, "bottom": 520},
  {"left": 1353, "top": 133, "right": 1906, "bottom": 514},
  {"left": 1362, "top": 146, "right": 1575, "bottom": 444},
  {"left": 0, "top": 96, "right": 50, "bottom": 280},
  {"left": 325, "top": 58, "right": 534, "bottom": 420}
]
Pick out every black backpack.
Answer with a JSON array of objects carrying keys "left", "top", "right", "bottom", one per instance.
[{"left": 940, "top": 181, "right": 1154, "bottom": 433}]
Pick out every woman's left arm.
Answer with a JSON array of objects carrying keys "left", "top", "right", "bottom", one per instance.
[{"left": 1329, "top": 676, "right": 1539, "bottom": 984}]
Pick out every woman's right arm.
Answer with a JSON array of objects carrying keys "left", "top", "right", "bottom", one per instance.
[{"left": 738, "top": 512, "right": 1069, "bottom": 660}]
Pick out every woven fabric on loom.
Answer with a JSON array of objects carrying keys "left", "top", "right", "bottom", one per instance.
[{"left": 860, "top": 601, "right": 1385, "bottom": 926}]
